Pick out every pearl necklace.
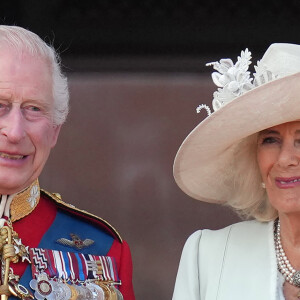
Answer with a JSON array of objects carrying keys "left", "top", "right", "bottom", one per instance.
[{"left": 275, "top": 219, "right": 300, "bottom": 288}]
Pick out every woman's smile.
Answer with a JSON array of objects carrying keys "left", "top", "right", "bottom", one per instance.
[{"left": 275, "top": 176, "right": 300, "bottom": 188}]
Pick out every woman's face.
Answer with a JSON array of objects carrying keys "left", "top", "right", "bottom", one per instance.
[{"left": 257, "top": 121, "right": 300, "bottom": 214}]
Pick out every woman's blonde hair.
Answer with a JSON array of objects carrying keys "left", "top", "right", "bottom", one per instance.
[{"left": 225, "top": 133, "right": 278, "bottom": 222}]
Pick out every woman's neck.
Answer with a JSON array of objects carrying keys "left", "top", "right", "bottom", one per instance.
[
  {"left": 278, "top": 212, "right": 300, "bottom": 270},
  {"left": 279, "top": 212, "right": 300, "bottom": 246}
]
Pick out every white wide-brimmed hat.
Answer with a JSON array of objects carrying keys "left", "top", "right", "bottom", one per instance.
[{"left": 174, "top": 43, "right": 300, "bottom": 203}]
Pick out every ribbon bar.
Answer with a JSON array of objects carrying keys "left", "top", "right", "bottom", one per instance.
[{"left": 29, "top": 248, "right": 120, "bottom": 283}]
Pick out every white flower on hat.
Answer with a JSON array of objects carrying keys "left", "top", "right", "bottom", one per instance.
[
  {"left": 253, "top": 60, "right": 277, "bottom": 87},
  {"left": 206, "top": 48, "right": 254, "bottom": 111},
  {"left": 196, "top": 48, "right": 280, "bottom": 115}
]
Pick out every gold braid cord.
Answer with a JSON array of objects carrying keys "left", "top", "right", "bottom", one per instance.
[
  {"left": 0, "top": 225, "right": 33, "bottom": 300},
  {"left": 0, "top": 226, "right": 13, "bottom": 300}
]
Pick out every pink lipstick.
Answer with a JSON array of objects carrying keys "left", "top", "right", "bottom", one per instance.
[{"left": 275, "top": 177, "right": 300, "bottom": 189}]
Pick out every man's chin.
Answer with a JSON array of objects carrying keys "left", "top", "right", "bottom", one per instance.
[{"left": 0, "top": 177, "right": 33, "bottom": 195}]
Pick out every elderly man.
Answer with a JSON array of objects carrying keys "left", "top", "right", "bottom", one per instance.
[{"left": 0, "top": 25, "right": 134, "bottom": 300}]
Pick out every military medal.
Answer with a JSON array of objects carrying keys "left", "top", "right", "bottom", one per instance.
[
  {"left": 109, "top": 285, "right": 117, "bottom": 300},
  {"left": 52, "top": 281, "right": 72, "bottom": 300},
  {"left": 8, "top": 277, "right": 34, "bottom": 300},
  {"left": 29, "top": 272, "right": 55, "bottom": 300},
  {"left": 36, "top": 280, "right": 52, "bottom": 297},
  {"left": 86, "top": 282, "right": 105, "bottom": 300},
  {"left": 111, "top": 286, "right": 124, "bottom": 300},
  {"left": 75, "top": 284, "right": 94, "bottom": 299},
  {"left": 66, "top": 283, "right": 79, "bottom": 300},
  {"left": 97, "top": 282, "right": 112, "bottom": 300}
]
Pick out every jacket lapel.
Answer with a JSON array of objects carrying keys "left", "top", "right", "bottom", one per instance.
[{"left": 216, "top": 221, "right": 277, "bottom": 300}]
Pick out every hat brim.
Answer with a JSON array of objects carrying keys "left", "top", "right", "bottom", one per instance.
[{"left": 173, "top": 72, "right": 300, "bottom": 203}]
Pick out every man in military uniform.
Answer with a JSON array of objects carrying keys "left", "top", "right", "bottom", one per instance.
[{"left": 0, "top": 25, "right": 135, "bottom": 299}]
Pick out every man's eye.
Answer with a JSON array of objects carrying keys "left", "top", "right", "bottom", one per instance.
[
  {"left": 26, "top": 106, "right": 41, "bottom": 112},
  {"left": 0, "top": 103, "right": 9, "bottom": 115}
]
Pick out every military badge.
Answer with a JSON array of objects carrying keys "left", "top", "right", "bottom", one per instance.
[{"left": 56, "top": 233, "right": 95, "bottom": 249}]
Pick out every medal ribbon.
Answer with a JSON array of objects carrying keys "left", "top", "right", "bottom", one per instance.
[{"left": 29, "top": 248, "right": 119, "bottom": 282}]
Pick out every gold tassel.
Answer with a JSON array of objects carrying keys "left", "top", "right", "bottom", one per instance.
[{"left": 0, "top": 226, "right": 13, "bottom": 300}]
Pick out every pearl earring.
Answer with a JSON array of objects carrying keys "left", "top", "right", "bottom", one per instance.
[{"left": 261, "top": 182, "right": 266, "bottom": 189}]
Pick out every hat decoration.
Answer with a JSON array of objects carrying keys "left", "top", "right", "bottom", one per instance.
[{"left": 197, "top": 48, "right": 278, "bottom": 116}]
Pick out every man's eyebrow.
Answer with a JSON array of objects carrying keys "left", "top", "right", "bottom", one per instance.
[
  {"left": 0, "top": 95, "right": 11, "bottom": 100},
  {"left": 0, "top": 89, "right": 12, "bottom": 99}
]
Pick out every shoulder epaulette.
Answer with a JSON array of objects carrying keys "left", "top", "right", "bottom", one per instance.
[{"left": 41, "top": 189, "right": 122, "bottom": 243}]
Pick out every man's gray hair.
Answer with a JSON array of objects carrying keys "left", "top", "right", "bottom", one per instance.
[{"left": 0, "top": 25, "right": 69, "bottom": 125}]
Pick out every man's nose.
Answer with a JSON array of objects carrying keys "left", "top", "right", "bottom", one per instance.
[{"left": 0, "top": 107, "right": 26, "bottom": 143}]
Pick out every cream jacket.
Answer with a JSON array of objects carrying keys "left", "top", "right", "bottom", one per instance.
[{"left": 172, "top": 220, "right": 278, "bottom": 300}]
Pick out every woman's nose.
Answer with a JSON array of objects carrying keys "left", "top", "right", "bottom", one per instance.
[{"left": 277, "top": 141, "right": 300, "bottom": 168}]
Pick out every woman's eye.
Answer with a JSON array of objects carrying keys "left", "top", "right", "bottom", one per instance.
[{"left": 261, "top": 137, "right": 279, "bottom": 144}]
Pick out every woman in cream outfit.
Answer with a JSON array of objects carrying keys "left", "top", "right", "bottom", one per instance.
[{"left": 172, "top": 44, "right": 300, "bottom": 300}]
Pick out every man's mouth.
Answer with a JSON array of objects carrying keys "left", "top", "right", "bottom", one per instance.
[{"left": 0, "top": 152, "right": 25, "bottom": 160}]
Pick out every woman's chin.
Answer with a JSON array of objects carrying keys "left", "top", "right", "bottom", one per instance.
[
  {"left": 276, "top": 202, "right": 300, "bottom": 215},
  {"left": 268, "top": 190, "right": 300, "bottom": 214}
]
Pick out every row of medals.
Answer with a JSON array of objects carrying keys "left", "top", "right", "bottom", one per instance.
[
  {"left": 0, "top": 225, "right": 123, "bottom": 300},
  {"left": 29, "top": 273, "right": 123, "bottom": 300},
  {"left": 10, "top": 273, "right": 123, "bottom": 300}
]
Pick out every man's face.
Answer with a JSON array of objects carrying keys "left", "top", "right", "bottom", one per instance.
[{"left": 0, "top": 48, "right": 61, "bottom": 194}]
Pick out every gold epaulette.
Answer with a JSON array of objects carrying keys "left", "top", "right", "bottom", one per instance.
[{"left": 41, "top": 189, "right": 122, "bottom": 243}]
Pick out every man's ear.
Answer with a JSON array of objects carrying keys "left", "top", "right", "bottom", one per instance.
[{"left": 51, "top": 124, "right": 62, "bottom": 148}]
